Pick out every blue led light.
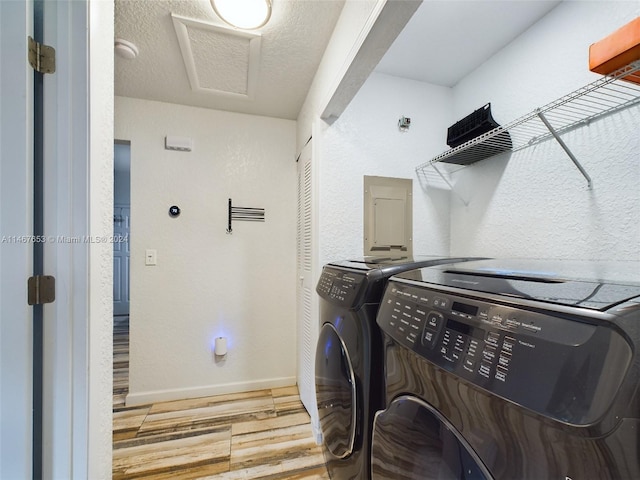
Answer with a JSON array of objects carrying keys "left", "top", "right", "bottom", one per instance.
[{"left": 324, "top": 338, "right": 333, "bottom": 358}]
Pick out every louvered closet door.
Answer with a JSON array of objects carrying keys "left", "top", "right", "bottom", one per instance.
[{"left": 296, "top": 139, "right": 316, "bottom": 424}]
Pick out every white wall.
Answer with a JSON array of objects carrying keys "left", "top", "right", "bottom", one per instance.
[
  {"left": 87, "top": 2, "right": 115, "bottom": 475},
  {"left": 449, "top": 1, "right": 640, "bottom": 260},
  {"left": 298, "top": 0, "right": 380, "bottom": 151},
  {"left": 297, "top": 0, "right": 420, "bottom": 151},
  {"left": 115, "top": 97, "right": 298, "bottom": 404},
  {"left": 319, "top": 72, "right": 453, "bottom": 264}
]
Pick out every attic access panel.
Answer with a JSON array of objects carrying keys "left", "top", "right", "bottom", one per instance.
[
  {"left": 171, "top": 14, "right": 261, "bottom": 100},
  {"left": 364, "top": 176, "right": 413, "bottom": 256}
]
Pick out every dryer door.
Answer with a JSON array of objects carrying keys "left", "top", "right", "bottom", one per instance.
[
  {"left": 315, "top": 323, "right": 357, "bottom": 459},
  {"left": 372, "top": 395, "right": 492, "bottom": 480}
]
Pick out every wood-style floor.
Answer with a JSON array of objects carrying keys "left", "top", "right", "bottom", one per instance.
[{"left": 113, "top": 317, "right": 329, "bottom": 479}]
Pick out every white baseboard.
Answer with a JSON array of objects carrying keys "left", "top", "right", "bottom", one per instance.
[{"left": 124, "top": 376, "right": 297, "bottom": 406}]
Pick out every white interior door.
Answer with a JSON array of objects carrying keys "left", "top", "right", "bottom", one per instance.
[
  {"left": 113, "top": 205, "right": 130, "bottom": 316},
  {"left": 0, "top": 2, "right": 35, "bottom": 477}
]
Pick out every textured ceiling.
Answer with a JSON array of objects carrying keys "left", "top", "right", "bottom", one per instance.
[
  {"left": 115, "top": 0, "right": 564, "bottom": 121},
  {"left": 115, "top": 0, "right": 346, "bottom": 120}
]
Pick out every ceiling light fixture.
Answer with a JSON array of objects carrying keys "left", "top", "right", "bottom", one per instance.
[{"left": 210, "top": 0, "right": 272, "bottom": 30}]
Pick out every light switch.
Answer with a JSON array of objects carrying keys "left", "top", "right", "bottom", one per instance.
[{"left": 145, "top": 249, "right": 157, "bottom": 266}]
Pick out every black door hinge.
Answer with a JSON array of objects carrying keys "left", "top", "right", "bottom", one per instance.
[
  {"left": 28, "top": 36, "right": 56, "bottom": 74},
  {"left": 28, "top": 275, "right": 56, "bottom": 305}
]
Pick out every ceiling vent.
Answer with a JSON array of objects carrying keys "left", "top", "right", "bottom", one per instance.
[{"left": 171, "top": 14, "right": 261, "bottom": 100}]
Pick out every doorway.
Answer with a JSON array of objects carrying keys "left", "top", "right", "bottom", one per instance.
[
  {"left": 113, "top": 140, "right": 131, "bottom": 408},
  {"left": 113, "top": 140, "right": 131, "bottom": 317}
]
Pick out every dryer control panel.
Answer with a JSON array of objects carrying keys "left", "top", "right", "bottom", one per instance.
[
  {"left": 316, "top": 267, "right": 367, "bottom": 308},
  {"left": 377, "top": 279, "right": 633, "bottom": 426}
]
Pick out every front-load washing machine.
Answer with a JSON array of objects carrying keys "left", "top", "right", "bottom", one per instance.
[
  {"left": 372, "top": 259, "right": 640, "bottom": 479},
  {"left": 315, "top": 256, "right": 481, "bottom": 479}
]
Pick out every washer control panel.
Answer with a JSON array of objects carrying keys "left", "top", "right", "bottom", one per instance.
[
  {"left": 316, "top": 267, "right": 367, "bottom": 308},
  {"left": 377, "top": 279, "right": 633, "bottom": 425}
]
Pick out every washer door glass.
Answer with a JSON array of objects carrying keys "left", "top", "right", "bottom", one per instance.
[
  {"left": 315, "top": 323, "right": 357, "bottom": 459},
  {"left": 372, "top": 396, "right": 492, "bottom": 480}
]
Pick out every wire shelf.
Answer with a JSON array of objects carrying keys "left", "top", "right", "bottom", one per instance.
[{"left": 416, "top": 60, "right": 640, "bottom": 188}]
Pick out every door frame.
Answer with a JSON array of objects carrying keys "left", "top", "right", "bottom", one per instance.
[
  {"left": 41, "top": 2, "right": 90, "bottom": 476},
  {"left": 1, "top": 0, "right": 114, "bottom": 478},
  {"left": 40, "top": 1, "right": 115, "bottom": 477}
]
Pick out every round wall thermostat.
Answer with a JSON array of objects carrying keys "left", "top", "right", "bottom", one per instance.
[{"left": 169, "top": 206, "right": 181, "bottom": 217}]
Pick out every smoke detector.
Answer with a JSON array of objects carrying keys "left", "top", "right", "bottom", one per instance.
[{"left": 114, "top": 39, "right": 139, "bottom": 60}]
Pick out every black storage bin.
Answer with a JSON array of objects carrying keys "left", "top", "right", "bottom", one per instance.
[
  {"left": 447, "top": 103, "right": 499, "bottom": 147},
  {"left": 443, "top": 103, "right": 512, "bottom": 165}
]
